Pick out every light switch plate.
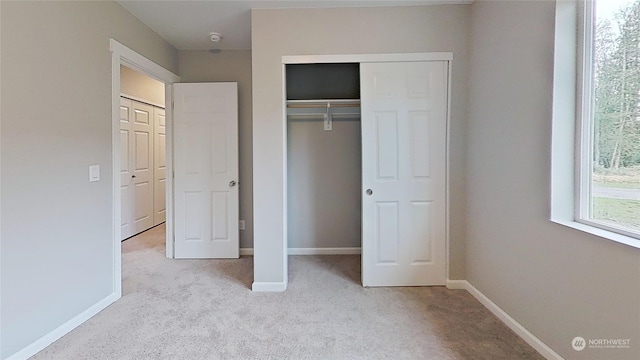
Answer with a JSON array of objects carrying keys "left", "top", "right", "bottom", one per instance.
[
  {"left": 239, "top": 220, "right": 245, "bottom": 230},
  {"left": 89, "top": 165, "right": 100, "bottom": 182}
]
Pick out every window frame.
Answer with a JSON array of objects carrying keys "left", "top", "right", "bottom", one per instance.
[
  {"left": 551, "top": 0, "right": 640, "bottom": 248},
  {"left": 576, "top": 0, "right": 640, "bottom": 241},
  {"left": 575, "top": 0, "right": 595, "bottom": 227}
]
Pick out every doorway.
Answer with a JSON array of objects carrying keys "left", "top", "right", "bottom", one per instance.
[
  {"left": 120, "top": 65, "right": 167, "bottom": 241},
  {"left": 286, "top": 63, "right": 362, "bottom": 257},
  {"left": 110, "top": 39, "right": 180, "bottom": 297}
]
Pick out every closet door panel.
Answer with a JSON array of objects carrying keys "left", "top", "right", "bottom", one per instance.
[
  {"left": 361, "top": 61, "right": 447, "bottom": 287},
  {"left": 120, "top": 97, "right": 155, "bottom": 240},
  {"left": 375, "top": 112, "right": 399, "bottom": 180},
  {"left": 120, "top": 98, "right": 134, "bottom": 239},
  {"left": 154, "top": 107, "right": 167, "bottom": 225},
  {"left": 134, "top": 131, "right": 150, "bottom": 171},
  {"left": 130, "top": 101, "right": 155, "bottom": 235}
]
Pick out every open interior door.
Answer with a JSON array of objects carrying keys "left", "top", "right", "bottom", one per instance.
[{"left": 173, "top": 82, "right": 239, "bottom": 258}]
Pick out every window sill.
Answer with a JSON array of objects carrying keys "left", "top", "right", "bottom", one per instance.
[{"left": 551, "top": 219, "right": 640, "bottom": 250}]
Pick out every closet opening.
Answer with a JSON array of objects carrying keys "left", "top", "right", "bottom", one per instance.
[
  {"left": 279, "top": 54, "right": 451, "bottom": 289},
  {"left": 119, "top": 64, "right": 167, "bottom": 251},
  {"left": 285, "top": 63, "right": 362, "bottom": 283}
]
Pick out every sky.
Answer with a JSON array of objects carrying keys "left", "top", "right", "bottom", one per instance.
[{"left": 596, "top": 0, "right": 634, "bottom": 21}]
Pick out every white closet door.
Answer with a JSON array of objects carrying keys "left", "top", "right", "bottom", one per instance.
[
  {"left": 120, "top": 98, "right": 134, "bottom": 239},
  {"left": 361, "top": 61, "right": 447, "bottom": 286},
  {"left": 153, "top": 107, "right": 166, "bottom": 225},
  {"left": 173, "top": 82, "right": 239, "bottom": 259},
  {"left": 120, "top": 98, "right": 155, "bottom": 240}
]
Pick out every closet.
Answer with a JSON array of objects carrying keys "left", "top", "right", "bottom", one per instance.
[
  {"left": 120, "top": 97, "right": 166, "bottom": 240},
  {"left": 285, "top": 58, "right": 449, "bottom": 287},
  {"left": 286, "top": 63, "right": 362, "bottom": 252}
]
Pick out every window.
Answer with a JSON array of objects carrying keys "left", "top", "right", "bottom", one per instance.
[{"left": 577, "top": 0, "right": 640, "bottom": 239}]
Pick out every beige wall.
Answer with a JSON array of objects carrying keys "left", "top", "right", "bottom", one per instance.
[
  {"left": 120, "top": 65, "right": 165, "bottom": 107},
  {"left": 251, "top": 5, "right": 470, "bottom": 284},
  {"left": 0, "top": 1, "right": 177, "bottom": 358},
  {"left": 467, "top": 1, "right": 640, "bottom": 359},
  {"left": 178, "top": 50, "right": 253, "bottom": 249}
]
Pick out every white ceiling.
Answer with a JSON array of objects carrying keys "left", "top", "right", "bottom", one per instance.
[{"left": 117, "top": 1, "right": 472, "bottom": 51}]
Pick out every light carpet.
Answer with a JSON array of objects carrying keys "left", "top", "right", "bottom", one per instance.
[{"left": 31, "top": 224, "right": 544, "bottom": 360}]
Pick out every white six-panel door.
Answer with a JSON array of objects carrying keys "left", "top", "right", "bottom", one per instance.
[
  {"left": 120, "top": 98, "right": 133, "bottom": 239},
  {"left": 120, "top": 98, "right": 155, "bottom": 240},
  {"left": 361, "top": 61, "right": 447, "bottom": 286},
  {"left": 173, "top": 83, "right": 239, "bottom": 259}
]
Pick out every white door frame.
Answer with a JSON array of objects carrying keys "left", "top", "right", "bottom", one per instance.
[
  {"left": 110, "top": 39, "right": 180, "bottom": 297},
  {"left": 280, "top": 53, "right": 453, "bottom": 283}
]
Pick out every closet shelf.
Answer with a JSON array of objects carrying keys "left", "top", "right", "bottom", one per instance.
[{"left": 287, "top": 99, "right": 360, "bottom": 119}]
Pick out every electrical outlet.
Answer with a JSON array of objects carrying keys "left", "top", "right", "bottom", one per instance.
[{"left": 239, "top": 220, "right": 245, "bottom": 230}]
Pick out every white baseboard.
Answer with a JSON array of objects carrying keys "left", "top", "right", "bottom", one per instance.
[
  {"left": 252, "top": 281, "right": 287, "bottom": 292},
  {"left": 288, "top": 247, "right": 361, "bottom": 255},
  {"left": 239, "top": 247, "right": 254, "bottom": 256},
  {"left": 445, "top": 279, "right": 468, "bottom": 290},
  {"left": 240, "top": 247, "right": 361, "bottom": 256},
  {"left": 6, "top": 293, "right": 119, "bottom": 360},
  {"left": 452, "top": 280, "right": 563, "bottom": 360}
]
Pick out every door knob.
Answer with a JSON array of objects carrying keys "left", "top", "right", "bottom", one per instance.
[
  {"left": 366, "top": 189, "right": 373, "bottom": 196},
  {"left": 229, "top": 180, "right": 237, "bottom": 187},
  {"left": 132, "top": 175, "right": 136, "bottom": 178}
]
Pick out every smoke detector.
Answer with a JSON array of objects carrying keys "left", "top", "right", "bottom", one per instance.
[{"left": 209, "top": 32, "right": 223, "bottom": 43}]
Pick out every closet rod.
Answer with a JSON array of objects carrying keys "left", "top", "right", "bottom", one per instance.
[{"left": 287, "top": 99, "right": 360, "bottom": 109}]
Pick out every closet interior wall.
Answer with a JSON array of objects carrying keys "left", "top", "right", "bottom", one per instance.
[{"left": 286, "top": 63, "right": 362, "bottom": 251}]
